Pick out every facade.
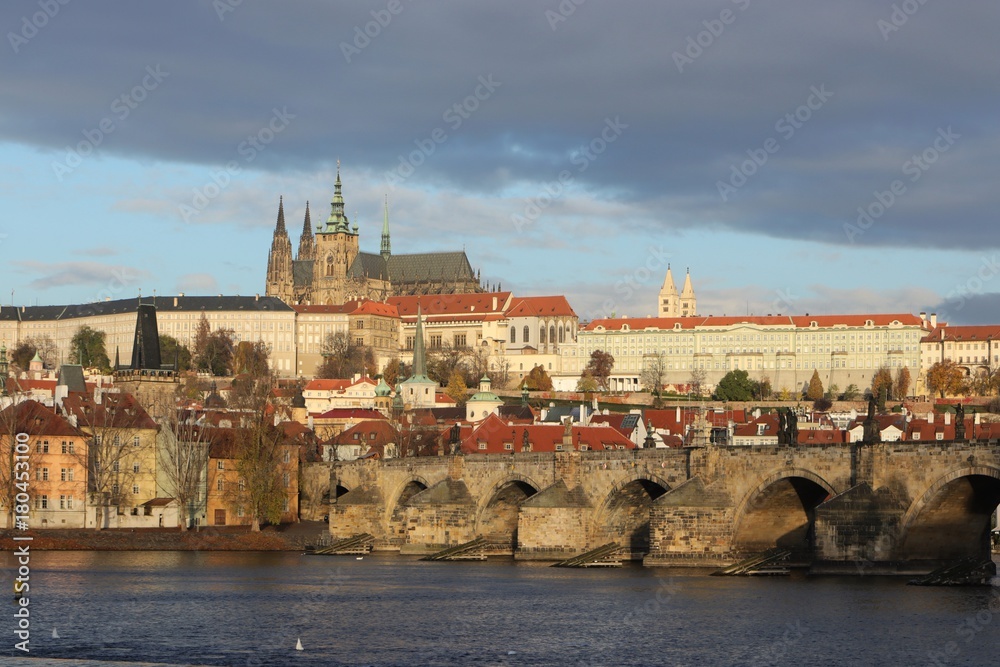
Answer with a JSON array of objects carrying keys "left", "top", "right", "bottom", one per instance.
[
  {"left": 918, "top": 319, "right": 1000, "bottom": 394},
  {"left": 265, "top": 168, "right": 484, "bottom": 306},
  {"left": 0, "top": 400, "right": 89, "bottom": 529},
  {"left": 562, "top": 313, "right": 924, "bottom": 394},
  {"left": 302, "top": 377, "right": 378, "bottom": 414}
]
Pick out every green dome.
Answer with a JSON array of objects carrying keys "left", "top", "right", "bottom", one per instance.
[{"left": 375, "top": 377, "right": 392, "bottom": 397}]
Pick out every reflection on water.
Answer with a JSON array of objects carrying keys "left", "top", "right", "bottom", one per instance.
[{"left": 2, "top": 551, "right": 998, "bottom": 666}]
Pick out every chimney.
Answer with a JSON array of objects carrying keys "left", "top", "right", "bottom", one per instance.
[
  {"left": 174, "top": 297, "right": 178, "bottom": 307},
  {"left": 930, "top": 313, "right": 937, "bottom": 328}
]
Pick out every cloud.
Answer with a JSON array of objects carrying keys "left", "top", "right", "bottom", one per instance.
[
  {"left": 11, "top": 260, "right": 149, "bottom": 295},
  {"left": 175, "top": 273, "right": 218, "bottom": 294},
  {"left": 73, "top": 246, "right": 119, "bottom": 257}
]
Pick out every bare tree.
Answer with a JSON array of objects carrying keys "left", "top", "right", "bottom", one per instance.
[
  {"left": 155, "top": 407, "right": 212, "bottom": 530},
  {"left": 641, "top": 352, "right": 668, "bottom": 405},
  {"left": 688, "top": 367, "right": 707, "bottom": 398},
  {"left": 0, "top": 401, "right": 46, "bottom": 528}
]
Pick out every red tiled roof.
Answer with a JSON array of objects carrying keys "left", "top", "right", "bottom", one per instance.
[
  {"left": 61, "top": 391, "right": 157, "bottom": 430},
  {"left": 388, "top": 292, "right": 511, "bottom": 317},
  {"left": 788, "top": 314, "right": 922, "bottom": 327},
  {"left": 920, "top": 325, "right": 1000, "bottom": 343},
  {"left": 460, "top": 414, "right": 634, "bottom": 454},
  {"left": 645, "top": 407, "right": 745, "bottom": 433},
  {"left": 0, "top": 399, "right": 86, "bottom": 437},
  {"left": 332, "top": 420, "right": 397, "bottom": 446},
  {"left": 349, "top": 300, "right": 399, "bottom": 318},
  {"left": 796, "top": 429, "right": 845, "bottom": 444},
  {"left": 304, "top": 379, "right": 353, "bottom": 392},
  {"left": 293, "top": 304, "right": 353, "bottom": 314},
  {"left": 701, "top": 316, "right": 794, "bottom": 327},
  {"left": 585, "top": 317, "right": 700, "bottom": 332},
  {"left": 313, "top": 408, "right": 387, "bottom": 420},
  {"left": 585, "top": 313, "right": 924, "bottom": 332},
  {"left": 506, "top": 296, "right": 577, "bottom": 318}
]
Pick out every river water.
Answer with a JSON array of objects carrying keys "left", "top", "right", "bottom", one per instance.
[{"left": 3, "top": 551, "right": 999, "bottom": 667}]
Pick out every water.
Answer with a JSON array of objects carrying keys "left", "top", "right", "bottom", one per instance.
[{"left": 3, "top": 551, "right": 999, "bottom": 666}]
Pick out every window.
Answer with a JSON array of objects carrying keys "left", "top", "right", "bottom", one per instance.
[
  {"left": 59, "top": 495, "right": 66, "bottom": 510},
  {"left": 504, "top": 443, "right": 513, "bottom": 451},
  {"left": 42, "top": 467, "right": 49, "bottom": 481},
  {"left": 133, "top": 462, "right": 140, "bottom": 474},
  {"left": 430, "top": 334, "right": 442, "bottom": 349},
  {"left": 454, "top": 333, "right": 466, "bottom": 348},
  {"left": 113, "top": 435, "right": 121, "bottom": 447},
  {"left": 113, "top": 461, "right": 120, "bottom": 472},
  {"left": 36, "top": 495, "right": 48, "bottom": 510},
  {"left": 238, "top": 479, "right": 246, "bottom": 492},
  {"left": 523, "top": 326, "right": 530, "bottom": 343},
  {"left": 283, "top": 472, "right": 290, "bottom": 488},
  {"left": 540, "top": 326, "right": 547, "bottom": 344},
  {"left": 133, "top": 436, "right": 140, "bottom": 447},
  {"left": 550, "top": 326, "right": 556, "bottom": 345},
  {"left": 66, "top": 496, "right": 74, "bottom": 509},
  {"left": 283, "top": 450, "right": 290, "bottom": 463},
  {"left": 478, "top": 442, "right": 487, "bottom": 450},
  {"left": 36, "top": 440, "right": 48, "bottom": 454},
  {"left": 132, "top": 485, "right": 140, "bottom": 495},
  {"left": 67, "top": 441, "right": 74, "bottom": 454},
  {"left": 61, "top": 468, "right": 74, "bottom": 482},
  {"left": 61, "top": 441, "right": 69, "bottom": 454},
  {"left": 355, "top": 320, "right": 364, "bottom": 329},
  {"left": 510, "top": 326, "right": 516, "bottom": 343},
  {"left": 283, "top": 498, "right": 290, "bottom": 512},
  {"left": 217, "top": 460, "right": 225, "bottom": 470},
  {"left": 112, "top": 484, "right": 119, "bottom": 496},
  {"left": 237, "top": 507, "right": 244, "bottom": 518}
]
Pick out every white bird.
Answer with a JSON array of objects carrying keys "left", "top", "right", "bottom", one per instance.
[
  {"left": 52, "top": 628, "right": 60, "bottom": 639},
  {"left": 295, "top": 638, "right": 304, "bottom": 651}
]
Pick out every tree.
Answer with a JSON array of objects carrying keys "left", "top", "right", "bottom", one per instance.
[
  {"left": 806, "top": 370, "right": 825, "bottom": 401},
  {"left": 201, "top": 329, "right": 235, "bottom": 377},
  {"left": 841, "top": 384, "right": 860, "bottom": 401},
  {"left": 232, "top": 340, "right": 270, "bottom": 378},
  {"left": 227, "top": 375, "right": 290, "bottom": 531},
  {"left": 381, "top": 358, "right": 409, "bottom": 387},
  {"left": 159, "top": 334, "right": 192, "bottom": 372},
  {"left": 193, "top": 313, "right": 211, "bottom": 367},
  {"left": 0, "top": 402, "right": 45, "bottom": 529},
  {"left": 445, "top": 371, "right": 468, "bottom": 406},
  {"left": 585, "top": 350, "right": 615, "bottom": 392},
  {"left": 577, "top": 369, "right": 599, "bottom": 393},
  {"left": 871, "top": 367, "right": 893, "bottom": 406},
  {"left": 714, "top": 370, "right": 755, "bottom": 401},
  {"left": 155, "top": 406, "right": 213, "bottom": 530},
  {"left": 9, "top": 341, "right": 36, "bottom": 373},
  {"left": 521, "top": 365, "right": 553, "bottom": 391},
  {"left": 756, "top": 375, "right": 773, "bottom": 400},
  {"left": 926, "top": 360, "right": 964, "bottom": 399},
  {"left": 317, "top": 332, "right": 365, "bottom": 379},
  {"left": 427, "top": 342, "right": 468, "bottom": 386},
  {"left": 813, "top": 397, "right": 833, "bottom": 412},
  {"left": 641, "top": 352, "right": 668, "bottom": 405},
  {"left": 688, "top": 367, "right": 707, "bottom": 398},
  {"left": 894, "top": 367, "right": 911, "bottom": 400},
  {"left": 12, "top": 336, "right": 58, "bottom": 371},
  {"left": 825, "top": 383, "right": 840, "bottom": 401},
  {"left": 70, "top": 326, "right": 110, "bottom": 371},
  {"left": 488, "top": 354, "right": 511, "bottom": 390}
]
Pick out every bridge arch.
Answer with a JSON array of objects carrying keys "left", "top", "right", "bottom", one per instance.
[
  {"left": 592, "top": 472, "right": 672, "bottom": 559},
  {"left": 898, "top": 465, "right": 1000, "bottom": 563},
  {"left": 384, "top": 476, "right": 431, "bottom": 543},
  {"left": 475, "top": 474, "right": 541, "bottom": 547},
  {"left": 731, "top": 468, "right": 836, "bottom": 558}
]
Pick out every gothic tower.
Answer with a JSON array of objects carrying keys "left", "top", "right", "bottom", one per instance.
[
  {"left": 297, "top": 201, "right": 314, "bottom": 261},
  {"left": 658, "top": 264, "right": 680, "bottom": 318},
  {"left": 380, "top": 195, "right": 391, "bottom": 260},
  {"left": 311, "top": 164, "right": 361, "bottom": 305},
  {"left": 680, "top": 268, "right": 697, "bottom": 317},
  {"left": 265, "top": 197, "right": 294, "bottom": 303}
]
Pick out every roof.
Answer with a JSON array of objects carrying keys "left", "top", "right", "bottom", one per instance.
[
  {"left": 506, "top": 296, "right": 577, "bottom": 318},
  {"left": 388, "top": 292, "right": 511, "bottom": 318},
  {"left": 313, "top": 408, "right": 387, "bottom": 421},
  {"left": 349, "top": 300, "right": 399, "bottom": 318},
  {"left": 293, "top": 304, "right": 353, "bottom": 315},
  {"left": 0, "top": 296, "right": 293, "bottom": 322},
  {"left": 347, "top": 252, "right": 390, "bottom": 282},
  {"left": 332, "top": 420, "right": 397, "bottom": 446},
  {"left": 920, "top": 325, "right": 1000, "bottom": 343},
  {"left": 292, "top": 259, "right": 314, "bottom": 287},
  {"left": 583, "top": 313, "right": 925, "bottom": 332},
  {"left": 461, "top": 414, "right": 635, "bottom": 454},
  {"left": 0, "top": 400, "right": 86, "bottom": 438},
  {"left": 304, "top": 379, "right": 353, "bottom": 392},
  {"left": 61, "top": 391, "right": 158, "bottom": 430},
  {"left": 589, "top": 412, "right": 642, "bottom": 436},
  {"left": 386, "top": 251, "right": 477, "bottom": 285}
]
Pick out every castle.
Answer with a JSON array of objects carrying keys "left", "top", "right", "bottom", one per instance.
[{"left": 265, "top": 167, "right": 484, "bottom": 305}]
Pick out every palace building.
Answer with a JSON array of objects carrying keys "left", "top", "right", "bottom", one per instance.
[{"left": 265, "top": 166, "right": 485, "bottom": 306}]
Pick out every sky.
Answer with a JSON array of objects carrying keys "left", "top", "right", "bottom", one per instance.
[{"left": 1, "top": 1, "right": 999, "bottom": 325}]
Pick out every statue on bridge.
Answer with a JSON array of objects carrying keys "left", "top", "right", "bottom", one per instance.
[
  {"left": 449, "top": 423, "right": 462, "bottom": 455},
  {"left": 777, "top": 409, "right": 788, "bottom": 445},
  {"left": 955, "top": 403, "right": 966, "bottom": 441},
  {"left": 522, "top": 429, "right": 531, "bottom": 453},
  {"left": 862, "top": 394, "right": 880, "bottom": 443},
  {"left": 777, "top": 408, "right": 797, "bottom": 445}
]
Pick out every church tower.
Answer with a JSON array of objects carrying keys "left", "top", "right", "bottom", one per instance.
[
  {"left": 380, "top": 195, "right": 391, "bottom": 260},
  {"left": 680, "top": 268, "right": 696, "bottom": 317},
  {"left": 311, "top": 163, "right": 361, "bottom": 305},
  {"left": 297, "top": 201, "right": 314, "bottom": 261},
  {"left": 658, "top": 264, "right": 680, "bottom": 318},
  {"left": 265, "top": 197, "right": 295, "bottom": 303}
]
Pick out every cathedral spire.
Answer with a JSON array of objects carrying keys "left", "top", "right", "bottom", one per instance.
[
  {"left": 298, "top": 201, "right": 314, "bottom": 261},
  {"left": 380, "top": 195, "right": 392, "bottom": 260},
  {"left": 324, "top": 161, "right": 352, "bottom": 234},
  {"left": 274, "top": 196, "right": 287, "bottom": 236}
]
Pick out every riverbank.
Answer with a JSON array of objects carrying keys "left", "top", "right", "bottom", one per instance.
[{"left": 0, "top": 522, "right": 327, "bottom": 552}]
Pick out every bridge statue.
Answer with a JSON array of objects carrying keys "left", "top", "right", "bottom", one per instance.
[
  {"left": 955, "top": 404, "right": 966, "bottom": 441},
  {"left": 777, "top": 410, "right": 788, "bottom": 445},
  {"left": 863, "top": 395, "right": 880, "bottom": 443},
  {"left": 786, "top": 409, "right": 798, "bottom": 445}
]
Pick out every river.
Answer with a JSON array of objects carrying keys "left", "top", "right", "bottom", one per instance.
[{"left": 3, "top": 551, "right": 999, "bottom": 666}]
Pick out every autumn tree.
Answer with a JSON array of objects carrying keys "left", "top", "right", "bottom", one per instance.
[
  {"left": 193, "top": 313, "right": 211, "bottom": 365},
  {"left": 381, "top": 358, "right": 410, "bottom": 387},
  {"left": 9, "top": 341, "right": 36, "bottom": 373},
  {"left": 232, "top": 340, "right": 270, "bottom": 378},
  {"left": 757, "top": 375, "right": 773, "bottom": 400},
  {"left": 427, "top": 342, "right": 468, "bottom": 386},
  {"left": 714, "top": 370, "right": 755, "bottom": 401},
  {"left": 445, "top": 370, "right": 468, "bottom": 406},
  {"left": 521, "top": 365, "right": 553, "bottom": 391},
  {"left": 488, "top": 354, "right": 512, "bottom": 390},
  {"left": 10, "top": 336, "right": 58, "bottom": 372},
  {"left": 894, "top": 367, "right": 911, "bottom": 400},
  {"left": 159, "top": 334, "right": 192, "bottom": 371},
  {"left": 70, "top": 326, "right": 111, "bottom": 371},
  {"left": 806, "top": 370, "right": 825, "bottom": 401},
  {"left": 155, "top": 406, "right": 213, "bottom": 530},
  {"left": 870, "top": 367, "right": 893, "bottom": 407},
  {"left": 841, "top": 384, "right": 860, "bottom": 401},
  {"left": 585, "top": 350, "right": 615, "bottom": 391},
  {"left": 227, "top": 375, "right": 290, "bottom": 531},
  {"left": 577, "top": 369, "right": 599, "bottom": 393},
  {"left": 926, "top": 360, "right": 964, "bottom": 399}
]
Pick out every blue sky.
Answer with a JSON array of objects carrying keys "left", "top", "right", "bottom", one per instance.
[{"left": 2, "top": 1, "right": 999, "bottom": 324}]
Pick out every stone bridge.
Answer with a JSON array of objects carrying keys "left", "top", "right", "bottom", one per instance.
[{"left": 329, "top": 441, "right": 1000, "bottom": 572}]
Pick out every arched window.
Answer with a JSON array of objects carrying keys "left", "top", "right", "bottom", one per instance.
[
  {"left": 510, "top": 326, "right": 516, "bottom": 343},
  {"left": 523, "top": 326, "right": 530, "bottom": 343},
  {"left": 550, "top": 326, "right": 556, "bottom": 345},
  {"left": 558, "top": 326, "right": 565, "bottom": 343},
  {"left": 539, "top": 326, "right": 547, "bottom": 345},
  {"left": 325, "top": 254, "right": 334, "bottom": 277}
]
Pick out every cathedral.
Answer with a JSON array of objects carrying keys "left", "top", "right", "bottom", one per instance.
[{"left": 265, "top": 167, "right": 484, "bottom": 305}]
